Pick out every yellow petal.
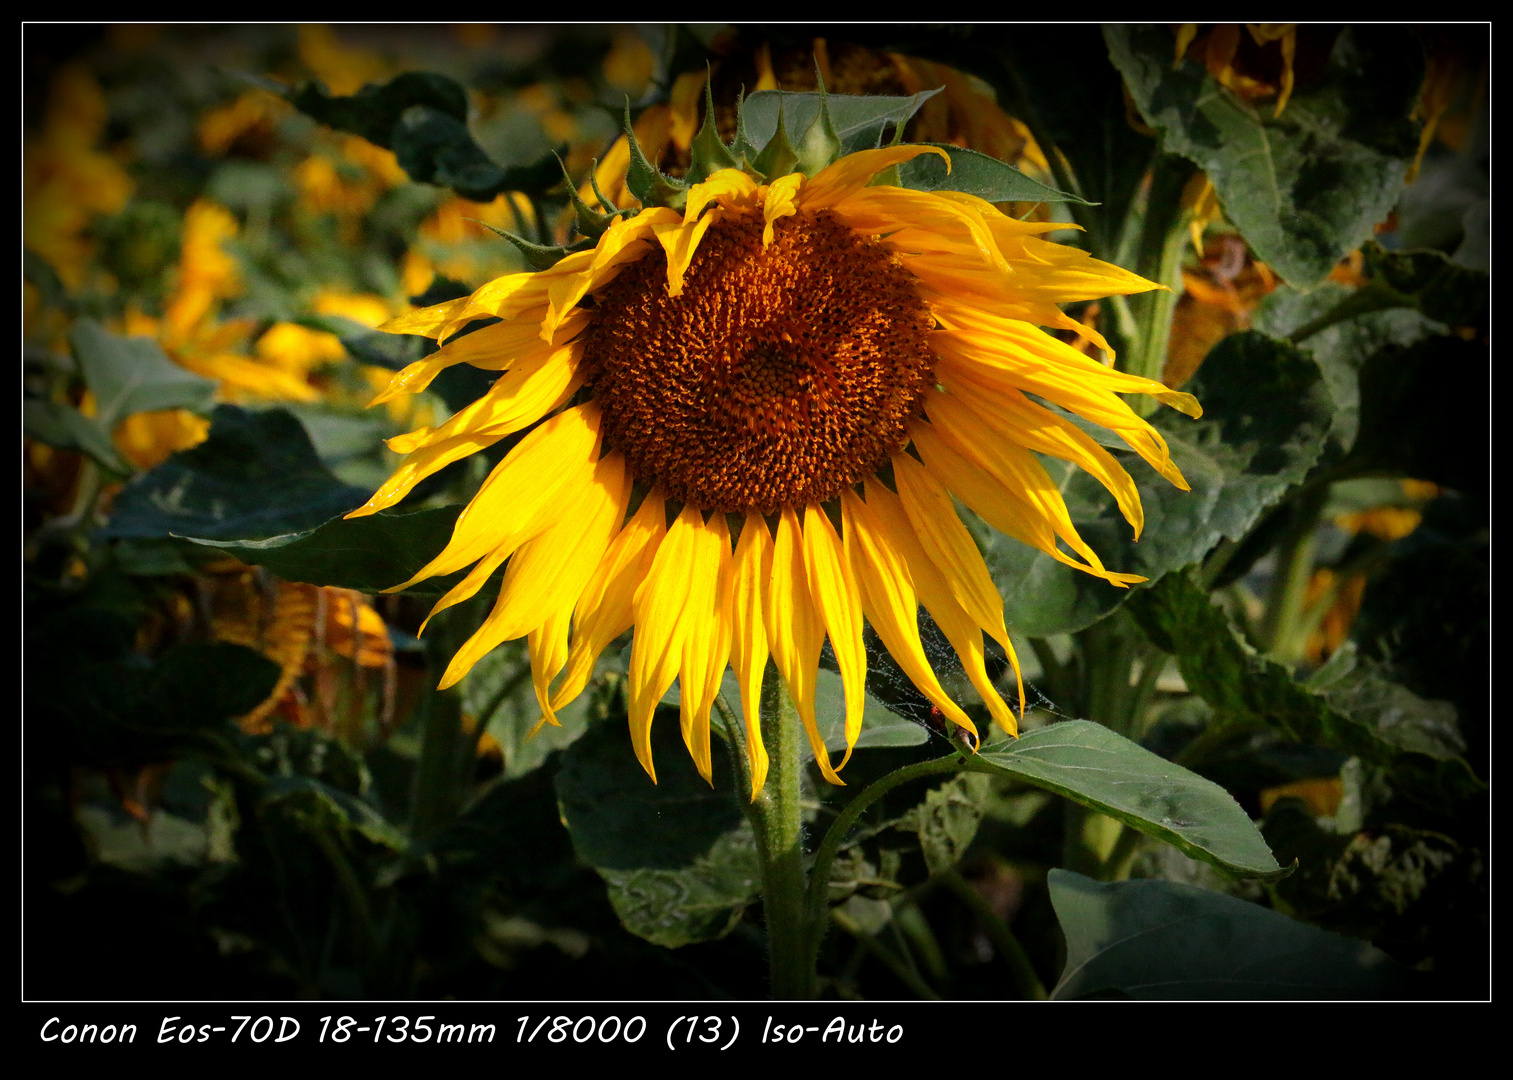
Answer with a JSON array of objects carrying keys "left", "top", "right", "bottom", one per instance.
[
  {"left": 912, "top": 409, "right": 1144, "bottom": 587},
  {"left": 437, "top": 450, "right": 630, "bottom": 689},
  {"left": 932, "top": 375, "right": 1146, "bottom": 537},
  {"left": 354, "top": 343, "right": 584, "bottom": 516},
  {"left": 764, "top": 508, "right": 841, "bottom": 785},
  {"left": 626, "top": 505, "right": 710, "bottom": 783},
  {"left": 655, "top": 210, "right": 722, "bottom": 298},
  {"left": 762, "top": 173, "right": 804, "bottom": 247},
  {"left": 677, "top": 512, "right": 734, "bottom": 784},
  {"left": 799, "top": 145, "right": 951, "bottom": 211},
  {"left": 377, "top": 295, "right": 470, "bottom": 338},
  {"left": 865, "top": 479, "right": 1022, "bottom": 733},
  {"left": 801, "top": 504, "right": 866, "bottom": 770},
  {"left": 366, "top": 402, "right": 600, "bottom": 586},
  {"left": 730, "top": 511, "right": 772, "bottom": 799},
  {"left": 684, "top": 168, "right": 760, "bottom": 222},
  {"left": 890, "top": 449, "right": 1012, "bottom": 651},
  {"left": 368, "top": 308, "right": 588, "bottom": 406},
  {"left": 550, "top": 490, "right": 668, "bottom": 715},
  {"left": 432, "top": 271, "right": 555, "bottom": 343},
  {"left": 542, "top": 209, "right": 679, "bottom": 338},
  {"left": 931, "top": 306, "right": 1201, "bottom": 418},
  {"left": 526, "top": 601, "right": 574, "bottom": 732},
  {"left": 934, "top": 337, "right": 1193, "bottom": 491},
  {"left": 841, "top": 489, "right": 977, "bottom": 740}
]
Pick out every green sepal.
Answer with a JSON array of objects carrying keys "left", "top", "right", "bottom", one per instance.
[
  {"left": 622, "top": 101, "right": 688, "bottom": 211},
  {"left": 559, "top": 155, "right": 632, "bottom": 242},
  {"left": 793, "top": 70, "right": 843, "bottom": 177},
  {"left": 727, "top": 88, "right": 762, "bottom": 168},
  {"left": 685, "top": 72, "right": 743, "bottom": 185},
  {"left": 471, "top": 220, "right": 593, "bottom": 272},
  {"left": 751, "top": 96, "right": 800, "bottom": 182},
  {"left": 739, "top": 86, "right": 940, "bottom": 159}
]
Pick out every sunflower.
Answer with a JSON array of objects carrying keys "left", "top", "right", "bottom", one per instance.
[{"left": 350, "top": 135, "right": 1199, "bottom": 797}]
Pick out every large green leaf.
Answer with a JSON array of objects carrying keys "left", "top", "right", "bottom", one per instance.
[
  {"left": 1049, "top": 870, "right": 1424, "bottom": 999},
  {"left": 1128, "top": 570, "right": 1482, "bottom": 800},
  {"left": 67, "top": 319, "right": 216, "bottom": 429},
  {"left": 184, "top": 505, "right": 464, "bottom": 597},
  {"left": 986, "top": 330, "right": 1333, "bottom": 637},
  {"left": 103, "top": 405, "right": 370, "bottom": 542},
  {"left": 554, "top": 713, "right": 760, "bottom": 948},
  {"left": 1107, "top": 25, "right": 1423, "bottom": 288},
  {"left": 972, "top": 720, "right": 1284, "bottom": 880},
  {"left": 897, "top": 144, "right": 1088, "bottom": 204}
]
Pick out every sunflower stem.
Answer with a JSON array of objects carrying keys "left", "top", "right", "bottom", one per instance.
[
  {"left": 408, "top": 603, "right": 480, "bottom": 843},
  {"left": 1259, "top": 482, "right": 1329, "bottom": 664},
  {"left": 1120, "top": 154, "right": 1197, "bottom": 408},
  {"left": 751, "top": 673, "right": 813, "bottom": 999}
]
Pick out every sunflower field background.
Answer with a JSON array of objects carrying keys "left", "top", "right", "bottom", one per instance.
[{"left": 25, "top": 24, "right": 1487, "bottom": 1002}]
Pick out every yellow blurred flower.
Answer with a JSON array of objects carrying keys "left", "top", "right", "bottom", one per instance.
[
  {"left": 112, "top": 409, "right": 212, "bottom": 471},
  {"left": 1302, "top": 481, "right": 1434, "bottom": 664},
  {"left": 198, "top": 88, "right": 290, "bottom": 156},
  {"left": 602, "top": 29, "right": 656, "bottom": 94},
  {"left": 1335, "top": 506, "right": 1423, "bottom": 543},
  {"left": 124, "top": 200, "right": 323, "bottom": 406},
  {"left": 297, "top": 24, "right": 388, "bottom": 96},
  {"left": 294, "top": 135, "right": 408, "bottom": 238},
  {"left": 416, "top": 191, "right": 538, "bottom": 284},
  {"left": 1259, "top": 775, "right": 1345, "bottom": 818},
  {"left": 24, "top": 61, "right": 134, "bottom": 288},
  {"left": 207, "top": 571, "right": 395, "bottom": 741}
]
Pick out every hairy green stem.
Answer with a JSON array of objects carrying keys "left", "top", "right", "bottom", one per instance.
[{"left": 749, "top": 673, "right": 813, "bottom": 999}]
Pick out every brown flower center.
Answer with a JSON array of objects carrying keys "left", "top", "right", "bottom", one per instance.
[{"left": 579, "top": 209, "right": 936, "bottom": 513}]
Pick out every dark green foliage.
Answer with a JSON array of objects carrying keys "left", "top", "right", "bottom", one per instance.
[
  {"left": 1049, "top": 869, "right": 1426, "bottom": 999},
  {"left": 1108, "top": 24, "right": 1424, "bottom": 285},
  {"left": 103, "top": 405, "right": 369, "bottom": 541},
  {"left": 280, "top": 71, "right": 565, "bottom": 203}
]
